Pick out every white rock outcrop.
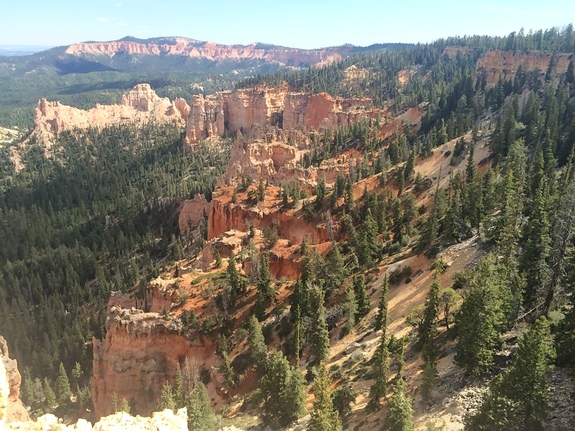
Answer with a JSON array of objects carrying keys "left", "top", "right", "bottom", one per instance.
[{"left": 6, "top": 408, "right": 187, "bottom": 431}]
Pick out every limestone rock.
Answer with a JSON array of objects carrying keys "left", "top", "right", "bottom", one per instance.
[
  {"left": 0, "top": 337, "right": 29, "bottom": 423},
  {"left": 33, "top": 84, "right": 189, "bottom": 145},
  {"left": 6, "top": 409, "right": 187, "bottom": 431}
]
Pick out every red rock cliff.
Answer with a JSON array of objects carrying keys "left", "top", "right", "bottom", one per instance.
[
  {"left": 476, "top": 50, "right": 572, "bottom": 88},
  {"left": 184, "top": 87, "right": 380, "bottom": 147},
  {"left": 207, "top": 186, "right": 331, "bottom": 245},
  {"left": 92, "top": 296, "right": 214, "bottom": 419},
  {"left": 178, "top": 194, "right": 211, "bottom": 234}
]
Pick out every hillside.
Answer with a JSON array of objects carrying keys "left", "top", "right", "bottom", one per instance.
[{"left": 0, "top": 26, "right": 575, "bottom": 431}]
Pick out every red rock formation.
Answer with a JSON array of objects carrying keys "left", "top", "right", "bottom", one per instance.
[
  {"left": 34, "top": 84, "right": 189, "bottom": 143},
  {"left": 178, "top": 194, "right": 211, "bottom": 234},
  {"left": 206, "top": 187, "right": 330, "bottom": 246},
  {"left": 184, "top": 87, "right": 381, "bottom": 147},
  {"left": 106, "top": 280, "right": 181, "bottom": 314},
  {"left": 476, "top": 50, "right": 571, "bottom": 88},
  {"left": 0, "top": 336, "right": 29, "bottom": 423},
  {"left": 65, "top": 38, "right": 343, "bottom": 67},
  {"left": 92, "top": 305, "right": 214, "bottom": 419}
]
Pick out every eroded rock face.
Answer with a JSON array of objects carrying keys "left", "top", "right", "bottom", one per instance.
[
  {"left": 65, "top": 37, "right": 343, "bottom": 67},
  {"left": 34, "top": 84, "right": 189, "bottom": 143},
  {"left": 178, "top": 194, "right": 211, "bottom": 234},
  {"left": 206, "top": 186, "right": 331, "bottom": 247},
  {"left": 476, "top": 50, "right": 571, "bottom": 88},
  {"left": 1, "top": 353, "right": 8, "bottom": 429},
  {"left": 0, "top": 337, "right": 29, "bottom": 423},
  {"left": 92, "top": 306, "right": 214, "bottom": 419},
  {"left": 184, "top": 87, "right": 381, "bottom": 147}
]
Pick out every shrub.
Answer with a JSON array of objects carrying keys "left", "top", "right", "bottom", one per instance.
[{"left": 388, "top": 265, "right": 412, "bottom": 285}]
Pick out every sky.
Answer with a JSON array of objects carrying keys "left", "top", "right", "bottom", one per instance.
[{"left": 1, "top": 0, "right": 574, "bottom": 49}]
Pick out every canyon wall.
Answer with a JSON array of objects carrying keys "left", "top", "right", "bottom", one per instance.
[
  {"left": 34, "top": 84, "right": 189, "bottom": 142},
  {"left": 178, "top": 194, "right": 211, "bottom": 234},
  {"left": 184, "top": 87, "right": 380, "bottom": 147},
  {"left": 476, "top": 50, "right": 572, "bottom": 88},
  {"left": 1, "top": 352, "right": 7, "bottom": 430},
  {"left": 1, "top": 334, "right": 188, "bottom": 431},
  {"left": 65, "top": 38, "right": 343, "bottom": 67},
  {"left": 92, "top": 303, "right": 214, "bottom": 419},
  {"left": 0, "top": 337, "right": 29, "bottom": 423}
]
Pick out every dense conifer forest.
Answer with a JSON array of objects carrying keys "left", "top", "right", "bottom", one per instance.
[
  {"left": 0, "top": 124, "right": 230, "bottom": 413},
  {"left": 1, "top": 25, "right": 575, "bottom": 429}
]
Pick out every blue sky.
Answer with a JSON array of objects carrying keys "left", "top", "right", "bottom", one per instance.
[{"left": 1, "top": 0, "right": 574, "bottom": 49}]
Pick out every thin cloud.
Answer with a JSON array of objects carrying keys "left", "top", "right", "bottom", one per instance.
[
  {"left": 97, "top": 17, "right": 109, "bottom": 23},
  {"left": 114, "top": 3, "right": 122, "bottom": 6},
  {"left": 116, "top": 22, "right": 128, "bottom": 27}
]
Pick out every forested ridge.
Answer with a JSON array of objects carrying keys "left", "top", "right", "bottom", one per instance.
[{"left": 1, "top": 25, "right": 575, "bottom": 429}]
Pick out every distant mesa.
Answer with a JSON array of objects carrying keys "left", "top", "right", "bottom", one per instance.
[{"left": 64, "top": 36, "right": 346, "bottom": 67}]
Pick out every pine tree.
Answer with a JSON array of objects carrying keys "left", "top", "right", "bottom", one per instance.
[
  {"left": 422, "top": 187, "right": 444, "bottom": 249},
  {"left": 520, "top": 179, "right": 551, "bottom": 312},
  {"left": 309, "top": 364, "right": 342, "bottom": 431},
  {"left": 496, "top": 140, "right": 526, "bottom": 259},
  {"left": 566, "top": 59, "right": 574, "bottom": 84},
  {"left": 43, "top": 378, "right": 56, "bottom": 412},
  {"left": 374, "top": 275, "right": 389, "bottom": 331},
  {"left": 353, "top": 274, "right": 370, "bottom": 320},
  {"left": 187, "top": 382, "right": 215, "bottom": 431},
  {"left": 315, "top": 177, "right": 327, "bottom": 210},
  {"left": 258, "top": 179, "right": 266, "bottom": 201},
  {"left": 309, "top": 286, "right": 330, "bottom": 365},
  {"left": 465, "top": 317, "right": 555, "bottom": 431},
  {"left": 418, "top": 271, "right": 441, "bottom": 355},
  {"left": 344, "top": 178, "right": 354, "bottom": 213},
  {"left": 227, "top": 251, "right": 243, "bottom": 304},
  {"left": 455, "top": 255, "right": 510, "bottom": 375},
  {"left": 366, "top": 330, "right": 389, "bottom": 411},
  {"left": 157, "top": 381, "right": 176, "bottom": 411},
  {"left": 323, "top": 244, "right": 347, "bottom": 293},
  {"left": 257, "top": 253, "right": 273, "bottom": 299},
  {"left": 387, "top": 348, "right": 414, "bottom": 431},
  {"left": 332, "top": 384, "right": 357, "bottom": 421},
  {"left": 404, "top": 149, "right": 416, "bottom": 182},
  {"left": 542, "top": 174, "right": 575, "bottom": 316},
  {"left": 344, "top": 288, "right": 357, "bottom": 331},
  {"left": 418, "top": 271, "right": 441, "bottom": 406},
  {"left": 213, "top": 249, "right": 222, "bottom": 268},
  {"left": 258, "top": 352, "right": 306, "bottom": 428},
  {"left": 292, "top": 304, "right": 304, "bottom": 361},
  {"left": 357, "top": 210, "right": 379, "bottom": 267},
  {"left": 247, "top": 315, "right": 268, "bottom": 372},
  {"left": 21, "top": 370, "right": 35, "bottom": 408},
  {"left": 220, "top": 351, "right": 235, "bottom": 388},
  {"left": 440, "top": 287, "right": 460, "bottom": 330},
  {"left": 55, "top": 362, "right": 71, "bottom": 405}
]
